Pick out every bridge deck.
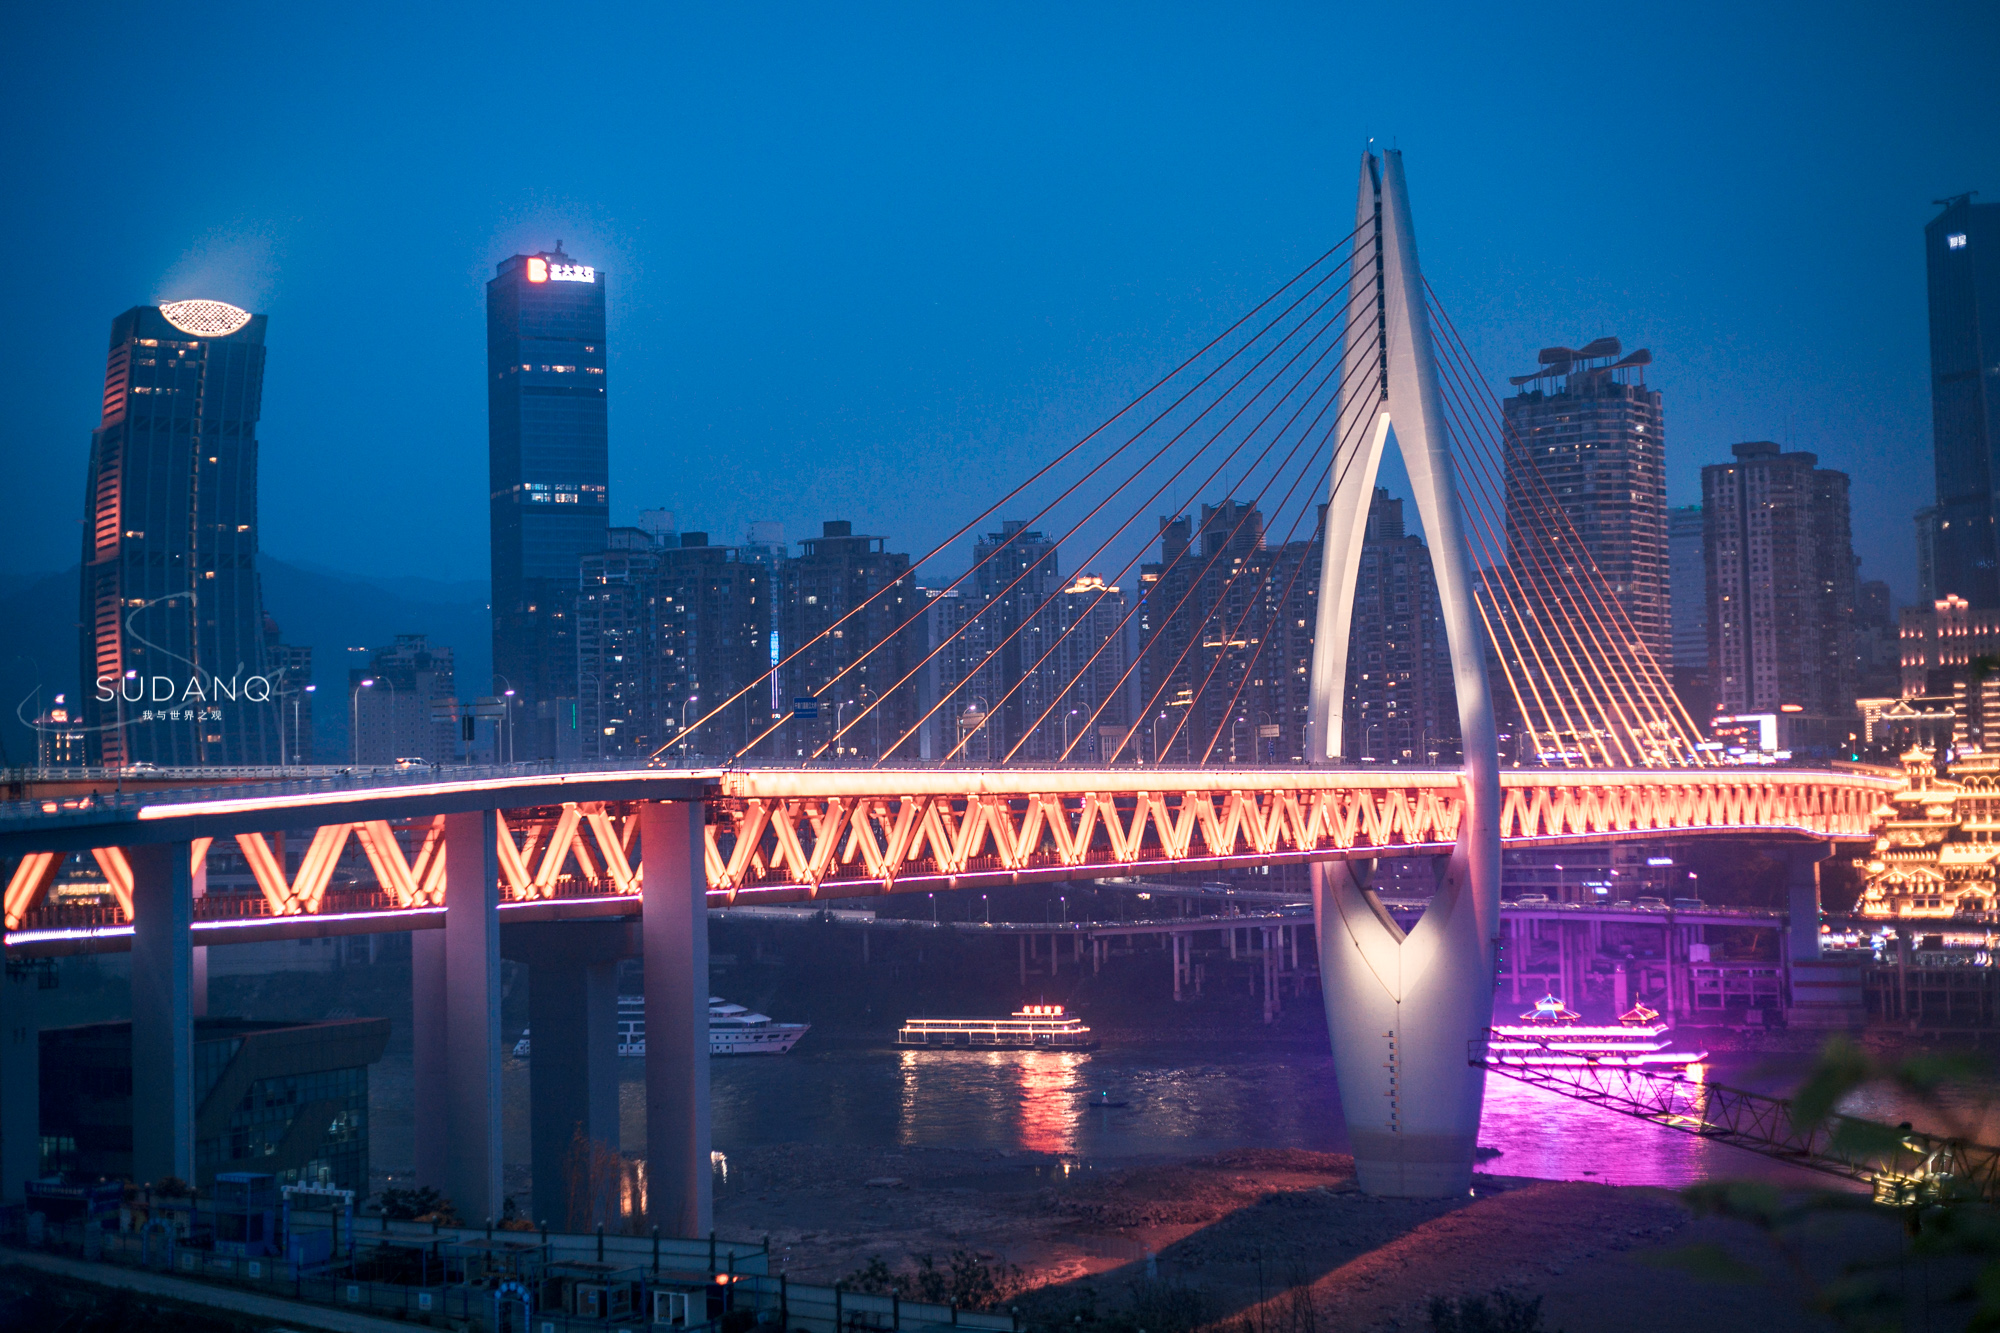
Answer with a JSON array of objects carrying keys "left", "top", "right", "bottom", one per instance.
[{"left": 2, "top": 764, "right": 1896, "bottom": 953}]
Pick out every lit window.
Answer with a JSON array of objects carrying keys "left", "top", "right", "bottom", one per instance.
[{"left": 1949, "top": 233, "right": 1968, "bottom": 250}]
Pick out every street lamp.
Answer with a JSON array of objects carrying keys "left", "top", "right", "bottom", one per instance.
[
  {"left": 292, "top": 684, "right": 316, "bottom": 766},
  {"left": 1063, "top": 707, "right": 1081, "bottom": 760},
  {"left": 982, "top": 893, "right": 990, "bottom": 924},
  {"left": 680, "top": 695, "right": 700, "bottom": 761},
  {"left": 1151, "top": 711, "right": 1168, "bottom": 766},
  {"left": 352, "top": 679, "right": 374, "bottom": 765},
  {"left": 835, "top": 698, "right": 857, "bottom": 757},
  {"left": 503, "top": 689, "right": 517, "bottom": 764}
]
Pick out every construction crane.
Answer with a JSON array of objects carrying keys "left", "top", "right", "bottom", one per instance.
[{"left": 1471, "top": 1038, "right": 2000, "bottom": 1204}]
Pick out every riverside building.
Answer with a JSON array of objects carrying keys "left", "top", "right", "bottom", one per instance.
[
  {"left": 488, "top": 243, "right": 608, "bottom": 759},
  {"left": 77, "top": 300, "right": 287, "bottom": 766},
  {"left": 1702, "top": 442, "right": 1856, "bottom": 721},
  {"left": 1919, "top": 194, "right": 2000, "bottom": 607}
]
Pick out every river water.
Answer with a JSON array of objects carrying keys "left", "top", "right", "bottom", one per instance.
[{"left": 700, "top": 1043, "right": 2000, "bottom": 1191}]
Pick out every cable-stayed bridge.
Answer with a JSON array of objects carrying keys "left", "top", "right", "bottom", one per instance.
[{"left": 1, "top": 151, "right": 1901, "bottom": 1232}]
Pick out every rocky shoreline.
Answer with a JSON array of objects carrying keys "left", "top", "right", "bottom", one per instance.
[{"left": 711, "top": 1142, "right": 1944, "bottom": 1333}]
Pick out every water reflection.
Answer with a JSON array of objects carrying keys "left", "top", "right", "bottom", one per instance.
[{"left": 700, "top": 1045, "right": 1985, "bottom": 1191}]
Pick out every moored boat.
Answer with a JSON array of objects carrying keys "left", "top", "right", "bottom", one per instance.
[
  {"left": 513, "top": 995, "right": 809, "bottom": 1058},
  {"left": 1486, "top": 993, "right": 1706, "bottom": 1070},
  {"left": 898, "top": 1004, "right": 1097, "bottom": 1050}
]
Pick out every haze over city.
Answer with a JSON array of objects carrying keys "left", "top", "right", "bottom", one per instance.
[{"left": 3, "top": 2, "right": 1992, "bottom": 597}]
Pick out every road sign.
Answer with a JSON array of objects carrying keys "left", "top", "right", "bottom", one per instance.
[{"left": 792, "top": 697, "right": 819, "bottom": 720}]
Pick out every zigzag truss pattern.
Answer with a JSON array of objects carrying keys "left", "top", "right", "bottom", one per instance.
[{"left": 5, "top": 771, "right": 1896, "bottom": 930}]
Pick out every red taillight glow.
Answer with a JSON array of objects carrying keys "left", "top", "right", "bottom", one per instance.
[{"left": 526, "top": 257, "right": 548, "bottom": 283}]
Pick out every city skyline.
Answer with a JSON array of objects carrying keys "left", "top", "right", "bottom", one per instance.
[{"left": 1, "top": 4, "right": 1993, "bottom": 607}]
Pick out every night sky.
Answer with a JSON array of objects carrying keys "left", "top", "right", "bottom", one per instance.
[{"left": 2, "top": 2, "right": 1994, "bottom": 603}]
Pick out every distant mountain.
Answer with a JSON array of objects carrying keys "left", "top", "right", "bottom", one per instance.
[
  {"left": 0, "top": 569, "right": 80, "bottom": 767},
  {"left": 0, "top": 560, "right": 490, "bottom": 766},
  {"left": 260, "top": 559, "right": 491, "bottom": 762}
]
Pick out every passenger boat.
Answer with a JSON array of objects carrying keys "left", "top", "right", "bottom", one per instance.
[
  {"left": 1484, "top": 994, "right": 1706, "bottom": 1070},
  {"left": 897, "top": 1004, "right": 1097, "bottom": 1050},
  {"left": 513, "top": 996, "right": 809, "bottom": 1059}
]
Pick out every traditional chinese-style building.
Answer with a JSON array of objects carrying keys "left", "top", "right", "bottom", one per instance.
[{"left": 1858, "top": 750, "right": 2000, "bottom": 918}]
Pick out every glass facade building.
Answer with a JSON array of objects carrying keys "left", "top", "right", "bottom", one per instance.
[
  {"left": 488, "top": 245, "right": 609, "bottom": 759},
  {"left": 77, "top": 301, "right": 281, "bottom": 766},
  {"left": 1923, "top": 195, "right": 2000, "bottom": 608}
]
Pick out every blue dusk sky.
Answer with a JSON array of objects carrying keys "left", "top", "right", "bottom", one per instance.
[{"left": 1, "top": 2, "right": 1994, "bottom": 603}]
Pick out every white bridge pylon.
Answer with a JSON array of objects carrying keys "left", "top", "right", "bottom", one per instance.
[{"left": 1306, "top": 149, "right": 1503, "bottom": 1197}]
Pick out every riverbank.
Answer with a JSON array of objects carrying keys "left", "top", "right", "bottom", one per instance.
[{"left": 716, "top": 1143, "right": 1956, "bottom": 1332}]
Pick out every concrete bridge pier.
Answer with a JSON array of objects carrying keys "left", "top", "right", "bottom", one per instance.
[
  {"left": 414, "top": 812, "right": 504, "bottom": 1223},
  {"left": 129, "top": 841, "right": 194, "bottom": 1187},
  {"left": 640, "top": 800, "right": 713, "bottom": 1238},
  {"left": 501, "top": 922, "right": 627, "bottom": 1230},
  {"left": 1317, "top": 833, "right": 1498, "bottom": 1197}
]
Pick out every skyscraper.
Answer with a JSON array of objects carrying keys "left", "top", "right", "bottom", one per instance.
[
  {"left": 1342, "top": 490, "right": 1455, "bottom": 765},
  {"left": 1923, "top": 194, "right": 2000, "bottom": 607},
  {"left": 488, "top": 243, "right": 608, "bottom": 759},
  {"left": 1667, "top": 505, "right": 1711, "bottom": 720},
  {"left": 1702, "top": 442, "right": 1856, "bottom": 718},
  {"left": 1499, "top": 338, "right": 1667, "bottom": 759},
  {"left": 79, "top": 300, "right": 280, "bottom": 766},
  {"left": 778, "top": 521, "right": 924, "bottom": 759}
]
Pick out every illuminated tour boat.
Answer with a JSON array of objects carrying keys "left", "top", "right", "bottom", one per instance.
[
  {"left": 1485, "top": 996, "right": 1706, "bottom": 1071},
  {"left": 898, "top": 1004, "right": 1097, "bottom": 1050}
]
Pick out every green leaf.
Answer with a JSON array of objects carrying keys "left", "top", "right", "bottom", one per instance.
[
  {"left": 1638, "top": 1242, "right": 1762, "bottom": 1285},
  {"left": 1829, "top": 1116, "right": 1914, "bottom": 1159},
  {"left": 1682, "top": 1180, "right": 1786, "bottom": 1226},
  {"left": 1790, "top": 1036, "right": 1876, "bottom": 1132},
  {"left": 1895, "top": 1049, "right": 1992, "bottom": 1095}
]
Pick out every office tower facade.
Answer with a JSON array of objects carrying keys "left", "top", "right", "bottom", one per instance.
[
  {"left": 488, "top": 244, "right": 608, "bottom": 759},
  {"left": 1500, "top": 339, "right": 1667, "bottom": 757},
  {"left": 1702, "top": 442, "right": 1857, "bottom": 718},
  {"left": 1667, "top": 505, "right": 1711, "bottom": 721},
  {"left": 348, "top": 635, "right": 458, "bottom": 765},
  {"left": 78, "top": 301, "right": 279, "bottom": 766},
  {"left": 777, "top": 521, "right": 924, "bottom": 759},
  {"left": 1923, "top": 195, "right": 2000, "bottom": 607},
  {"left": 1341, "top": 490, "right": 1455, "bottom": 765}
]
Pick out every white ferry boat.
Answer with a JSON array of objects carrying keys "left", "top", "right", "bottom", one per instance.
[
  {"left": 514, "top": 996, "right": 809, "bottom": 1059},
  {"left": 1485, "top": 998, "right": 1706, "bottom": 1071},
  {"left": 898, "top": 1004, "right": 1097, "bottom": 1050}
]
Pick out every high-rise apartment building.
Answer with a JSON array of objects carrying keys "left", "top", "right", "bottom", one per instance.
[
  {"left": 737, "top": 521, "right": 788, "bottom": 723},
  {"left": 488, "top": 244, "right": 608, "bottom": 759},
  {"left": 1702, "top": 442, "right": 1857, "bottom": 718},
  {"left": 1342, "top": 490, "right": 1455, "bottom": 764},
  {"left": 1921, "top": 194, "right": 2000, "bottom": 607},
  {"left": 577, "top": 529, "right": 771, "bottom": 761},
  {"left": 929, "top": 535, "right": 1129, "bottom": 765},
  {"left": 348, "top": 635, "right": 457, "bottom": 765},
  {"left": 78, "top": 301, "right": 281, "bottom": 766},
  {"left": 777, "top": 522, "right": 925, "bottom": 759},
  {"left": 1499, "top": 339, "right": 1667, "bottom": 758},
  {"left": 1667, "top": 505, "right": 1711, "bottom": 721}
]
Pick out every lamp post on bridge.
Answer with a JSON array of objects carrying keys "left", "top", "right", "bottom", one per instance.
[
  {"left": 679, "top": 695, "right": 700, "bottom": 762},
  {"left": 1150, "top": 711, "right": 1167, "bottom": 766}
]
